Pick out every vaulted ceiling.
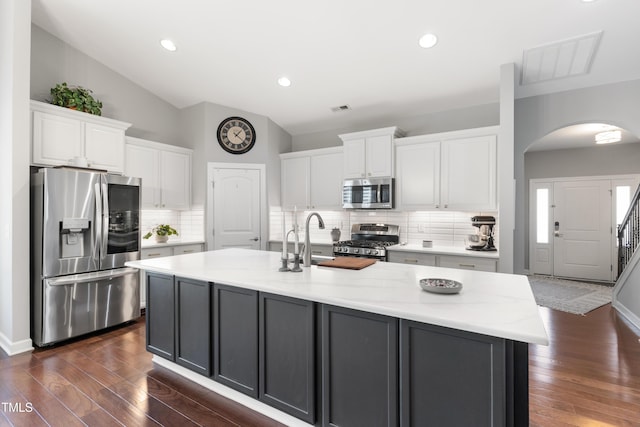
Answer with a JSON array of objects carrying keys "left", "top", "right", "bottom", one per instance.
[{"left": 31, "top": 0, "right": 640, "bottom": 136}]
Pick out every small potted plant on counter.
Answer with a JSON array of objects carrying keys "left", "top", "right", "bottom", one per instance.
[
  {"left": 49, "top": 82, "right": 103, "bottom": 116},
  {"left": 143, "top": 224, "right": 178, "bottom": 243}
]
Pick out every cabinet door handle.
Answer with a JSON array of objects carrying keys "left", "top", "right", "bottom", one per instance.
[
  {"left": 404, "top": 259, "right": 419, "bottom": 264},
  {"left": 444, "top": 204, "right": 448, "bottom": 208},
  {"left": 459, "top": 263, "right": 475, "bottom": 268},
  {"left": 249, "top": 237, "right": 259, "bottom": 241}
]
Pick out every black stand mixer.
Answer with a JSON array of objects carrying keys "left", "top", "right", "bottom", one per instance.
[{"left": 466, "top": 216, "right": 497, "bottom": 251}]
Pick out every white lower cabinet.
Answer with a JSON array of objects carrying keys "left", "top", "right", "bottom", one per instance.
[
  {"left": 387, "top": 251, "right": 436, "bottom": 266},
  {"left": 438, "top": 255, "right": 497, "bottom": 272},
  {"left": 140, "top": 243, "right": 204, "bottom": 308},
  {"left": 388, "top": 251, "right": 497, "bottom": 272}
]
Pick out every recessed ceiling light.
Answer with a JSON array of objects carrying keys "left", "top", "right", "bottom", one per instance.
[
  {"left": 595, "top": 130, "right": 621, "bottom": 144},
  {"left": 581, "top": 0, "right": 597, "bottom": 3},
  {"left": 418, "top": 33, "right": 438, "bottom": 49},
  {"left": 277, "top": 77, "right": 291, "bottom": 87},
  {"left": 160, "top": 39, "right": 177, "bottom": 52}
]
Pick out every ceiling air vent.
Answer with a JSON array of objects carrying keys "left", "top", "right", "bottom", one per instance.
[
  {"left": 331, "top": 104, "right": 351, "bottom": 113},
  {"left": 521, "top": 31, "right": 603, "bottom": 85}
]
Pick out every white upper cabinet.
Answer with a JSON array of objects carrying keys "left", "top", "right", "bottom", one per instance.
[
  {"left": 125, "top": 137, "right": 192, "bottom": 210},
  {"left": 281, "top": 156, "right": 310, "bottom": 209},
  {"left": 396, "top": 141, "right": 440, "bottom": 209},
  {"left": 281, "top": 147, "right": 343, "bottom": 210},
  {"left": 395, "top": 126, "right": 498, "bottom": 211},
  {"left": 441, "top": 134, "right": 497, "bottom": 211},
  {"left": 340, "top": 127, "right": 403, "bottom": 179},
  {"left": 31, "top": 100, "right": 131, "bottom": 173},
  {"left": 310, "top": 149, "right": 344, "bottom": 208}
]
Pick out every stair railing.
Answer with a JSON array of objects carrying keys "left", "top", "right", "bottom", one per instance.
[{"left": 618, "top": 184, "right": 640, "bottom": 278}]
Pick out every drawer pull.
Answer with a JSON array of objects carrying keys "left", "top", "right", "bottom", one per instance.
[
  {"left": 459, "top": 263, "right": 476, "bottom": 268},
  {"left": 312, "top": 250, "right": 322, "bottom": 255},
  {"left": 404, "top": 259, "right": 419, "bottom": 264},
  {"left": 182, "top": 250, "right": 194, "bottom": 253},
  {"left": 148, "top": 253, "right": 162, "bottom": 257}
]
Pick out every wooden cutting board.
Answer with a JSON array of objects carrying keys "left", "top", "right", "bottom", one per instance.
[{"left": 317, "top": 257, "right": 377, "bottom": 270}]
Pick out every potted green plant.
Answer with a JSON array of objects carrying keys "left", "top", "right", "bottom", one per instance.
[
  {"left": 143, "top": 224, "right": 178, "bottom": 243},
  {"left": 49, "top": 82, "right": 103, "bottom": 116}
]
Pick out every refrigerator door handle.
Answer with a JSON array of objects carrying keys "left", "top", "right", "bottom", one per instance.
[
  {"left": 101, "top": 180, "right": 109, "bottom": 262},
  {"left": 94, "top": 181, "right": 103, "bottom": 260},
  {"left": 46, "top": 267, "right": 139, "bottom": 286}
]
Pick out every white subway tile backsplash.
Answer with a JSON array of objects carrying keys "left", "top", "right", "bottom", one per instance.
[
  {"left": 269, "top": 208, "right": 498, "bottom": 249},
  {"left": 140, "top": 207, "right": 496, "bottom": 249},
  {"left": 140, "top": 208, "right": 204, "bottom": 241}
]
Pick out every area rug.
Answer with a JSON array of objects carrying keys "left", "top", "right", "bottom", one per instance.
[{"left": 527, "top": 275, "right": 613, "bottom": 315}]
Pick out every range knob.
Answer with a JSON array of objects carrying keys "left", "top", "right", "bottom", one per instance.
[
  {"left": 365, "top": 249, "right": 371, "bottom": 255},
  {"left": 372, "top": 249, "right": 379, "bottom": 256},
  {"left": 353, "top": 248, "right": 360, "bottom": 254}
]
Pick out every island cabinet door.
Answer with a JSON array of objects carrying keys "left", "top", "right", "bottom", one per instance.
[
  {"left": 146, "top": 273, "right": 175, "bottom": 360},
  {"left": 212, "top": 283, "right": 259, "bottom": 397},
  {"left": 175, "top": 277, "right": 211, "bottom": 376},
  {"left": 259, "top": 293, "right": 316, "bottom": 424},
  {"left": 400, "top": 320, "right": 508, "bottom": 427},
  {"left": 321, "top": 304, "right": 398, "bottom": 427}
]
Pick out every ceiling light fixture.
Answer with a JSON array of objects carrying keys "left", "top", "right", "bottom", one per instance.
[
  {"left": 277, "top": 77, "right": 291, "bottom": 87},
  {"left": 418, "top": 33, "right": 438, "bottom": 49},
  {"left": 595, "top": 130, "right": 621, "bottom": 144},
  {"left": 160, "top": 39, "right": 177, "bottom": 52}
]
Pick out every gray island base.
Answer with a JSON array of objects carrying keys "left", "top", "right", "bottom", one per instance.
[{"left": 127, "top": 248, "right": 548, "bottom": 427}]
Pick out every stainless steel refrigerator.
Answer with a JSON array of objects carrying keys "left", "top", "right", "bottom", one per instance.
[{"left": 31, "top": 167, "right": 142, "bottom": 346}]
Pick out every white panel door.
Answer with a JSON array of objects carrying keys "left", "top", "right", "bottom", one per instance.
[
  {"left": 213, "top": 168, "right": 261, "bottom": 250},
  {"left": 553, "top": 180, "right": 612, "bottom": 281}
]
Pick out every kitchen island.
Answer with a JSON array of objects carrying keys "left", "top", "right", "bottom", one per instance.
[{"left": 127, "top": 248, "right": 548, "bottom": 427}]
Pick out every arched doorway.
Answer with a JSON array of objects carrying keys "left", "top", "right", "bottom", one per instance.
[{"left": 524, "top": 123, "right": 640, "bottom": 281}]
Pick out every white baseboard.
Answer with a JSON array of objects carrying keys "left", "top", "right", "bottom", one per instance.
[
  {"left": 0, "top": 332, "right": 33, "bottom": 356},
  {"left": 612, "top": 300, "right": 640, "bottom": 334}
]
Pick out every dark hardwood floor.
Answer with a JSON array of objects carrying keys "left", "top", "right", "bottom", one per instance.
[
  {"left": 0, "top": 318, "right": 284, "bottom": 427},
  {"left": 1, "top": 304, "right": 639, "bottom": 426}
]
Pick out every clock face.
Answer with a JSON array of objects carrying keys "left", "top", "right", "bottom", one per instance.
[{"left": 217, "top": 116, "right": 256, "bottom": 154}]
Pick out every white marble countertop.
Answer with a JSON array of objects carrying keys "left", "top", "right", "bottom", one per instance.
[
  {"left": 126, "top": 248, "right": 548, "bottom": 345},
  {"left": 141, "top": 239, "right": 205, "bottom": 249},
  {"left": 387, "top": 244, "right": 500, "bottom": 259}
]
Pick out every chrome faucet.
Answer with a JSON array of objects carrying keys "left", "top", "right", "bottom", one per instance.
[{"left": 303, "top": 212, "right": 325, "bottom": 267}]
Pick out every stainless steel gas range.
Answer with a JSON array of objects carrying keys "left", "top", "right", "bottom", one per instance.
[{"left": 332, "top": 223, "right": 400, "bottom": 261}]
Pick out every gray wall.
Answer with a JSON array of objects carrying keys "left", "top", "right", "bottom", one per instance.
[
  {"left": 30, "top": 25, "right": 184, "bottom": 147},
  {"left": 292, "top": 103, "right": 499, "bottom": 151},
  {"left": 30, "top": 25, "right": 293, "bottom": 211},
  {"left": 525, "top": 143, "right": 640, "bottom": 180},
  {"left": 515, "top": 79, "right": 640, "bottom": 273}
]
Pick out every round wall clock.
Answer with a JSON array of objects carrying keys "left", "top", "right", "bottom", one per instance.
[{"left": 216, "top": 116, "right": 256, "bottom": 154}]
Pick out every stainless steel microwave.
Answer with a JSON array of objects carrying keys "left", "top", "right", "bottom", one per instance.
[{"left": 342, "top": 177, "right": 394, "bottom": 209}]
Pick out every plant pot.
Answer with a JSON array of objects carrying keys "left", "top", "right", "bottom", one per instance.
[{"left": 155, "top": 235, "right": 169, "bottom": 243}]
